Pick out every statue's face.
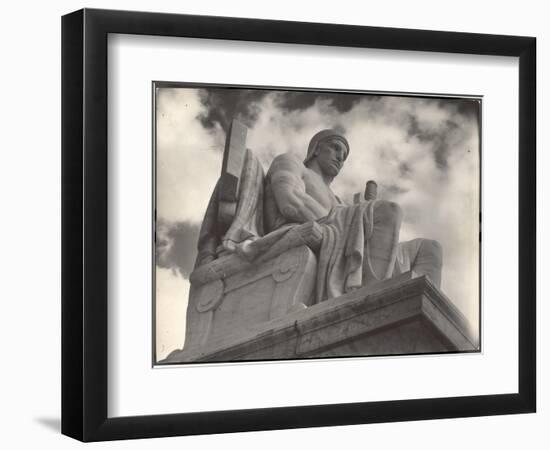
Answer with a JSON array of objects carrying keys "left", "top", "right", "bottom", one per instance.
[{"left": 314, "top": 138, "right": 348, "bottom": 177}]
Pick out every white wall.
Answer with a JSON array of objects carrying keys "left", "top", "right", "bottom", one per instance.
[{"left": 0, "top": 0, "right": 546, "bottom": 448}]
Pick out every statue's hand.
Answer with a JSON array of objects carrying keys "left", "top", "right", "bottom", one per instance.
[
  {"left": 221, "top": 239, "right": 237, "bottom": 254},
  {"left": 219, "top": 238, "right": 260, "bottom": 261}
]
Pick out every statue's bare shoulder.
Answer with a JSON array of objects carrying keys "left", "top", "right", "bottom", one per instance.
[
  {"left": 265, "top": 152, "right": 335, "bottom": 224},
  {"left": 267, "top": 152, "right": 306, "bottom": 180}
]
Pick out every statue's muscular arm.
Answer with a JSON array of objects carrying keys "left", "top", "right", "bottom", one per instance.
[{"left": 268, "top": 153, "right": 330, "bottom": 223}]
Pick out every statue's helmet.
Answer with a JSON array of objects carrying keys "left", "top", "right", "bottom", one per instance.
[{"left": 304, "top": 129, "right": 350, "bottom": 165}]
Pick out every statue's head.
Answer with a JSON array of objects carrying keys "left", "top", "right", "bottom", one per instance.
[{"left": 304, "top": 129, "right": 349, "bottom": 177}]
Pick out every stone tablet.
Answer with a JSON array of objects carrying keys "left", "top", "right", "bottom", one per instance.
[
  {"left": 218, "top": 120, "right": 248, "bottom": 229},
  {"left": 219, "top": 120, "right": 247, "bottom": 202}
]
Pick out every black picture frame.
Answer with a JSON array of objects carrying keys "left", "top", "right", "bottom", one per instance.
[{"left": 61, "top": 8, "right": 536, "bottom": 442}]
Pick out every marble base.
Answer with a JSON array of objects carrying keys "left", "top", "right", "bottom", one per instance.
[{"left": 164, "top": 271, "right": 478, "bottom": 363}]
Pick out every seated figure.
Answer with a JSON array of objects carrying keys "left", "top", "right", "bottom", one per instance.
[
  {"left": 182, "top": 122, "right": 442, "bottom": 355},
  {"left": 262, "top": 129, "right": 443, "bottom": 303}
]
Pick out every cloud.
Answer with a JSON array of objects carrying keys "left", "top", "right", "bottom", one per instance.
[
  {"left": 156, "top": 87, "right": 224, "bottom": 223},
  {"left": 275, "top": 90, "right": 363, "bottom": 113},
  {"left": 197, "top": 88, "right": 270, "bottom": 132},
  {"left": 195, "top": 88, "right": 366, "bottom": 133},
  {"left": 156, "top": 220, "right": 201, "bottom": 278},
  {"left": 244, "top": 93, "right": 351, "bottom": 170},
  {"left": 155, "top": 267, "right": 189, "bottom": 361}
]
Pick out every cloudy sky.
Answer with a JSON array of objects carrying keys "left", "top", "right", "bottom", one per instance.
[{"left": 154, "top": 85, "right": 481, "bottom": 361}]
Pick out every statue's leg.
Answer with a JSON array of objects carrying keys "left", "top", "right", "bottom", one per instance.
[
  {"left": 398, "top": 238, "right": 443, "bottom": 288},
  {"left": 364, "top": 200, "right": 403, "bottom": 282}
]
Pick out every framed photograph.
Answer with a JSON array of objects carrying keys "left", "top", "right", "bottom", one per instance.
[{"left": 62, "top": 8, "right": 536, "bottom": 441}]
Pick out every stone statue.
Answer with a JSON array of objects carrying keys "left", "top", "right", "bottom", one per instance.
[
  {"left": 196, "top": 126, "right": 443, "bottom": 300},
  {"left": 172, "top": 121, "right": 451, "bottom": 360}
]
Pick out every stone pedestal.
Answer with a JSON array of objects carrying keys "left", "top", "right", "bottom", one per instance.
[
  {"left": 182, "top": 244, "right": 318, "bottom": 353},
  {"left": 164, "top": 271, "right": 478, "bottom": 363}
]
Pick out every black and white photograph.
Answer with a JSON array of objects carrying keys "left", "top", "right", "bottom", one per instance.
[{"left": 154, "top": 84, "right": 481, "bottom": 364}]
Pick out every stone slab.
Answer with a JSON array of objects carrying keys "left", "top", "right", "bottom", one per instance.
[
  {"left": 219, "top": 119, "right": 248, "bottom": 203},
  {"left": 164, "top": 271, "right": 478, "bottom": 364}
]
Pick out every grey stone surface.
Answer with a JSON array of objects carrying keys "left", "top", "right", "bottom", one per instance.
[
  {"left": 164, "top": 271, "right": 477, "bottom": 363},
  {"left": 183, "top": 245, "right": 318, "bottom": 353}
]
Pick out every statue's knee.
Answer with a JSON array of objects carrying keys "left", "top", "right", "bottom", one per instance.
[
  {"left": 375, "top": 200, "right": 403, "bottom": 224},
  {"left": 422, "top": 239, "right": 443, "bottom": 264}
]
